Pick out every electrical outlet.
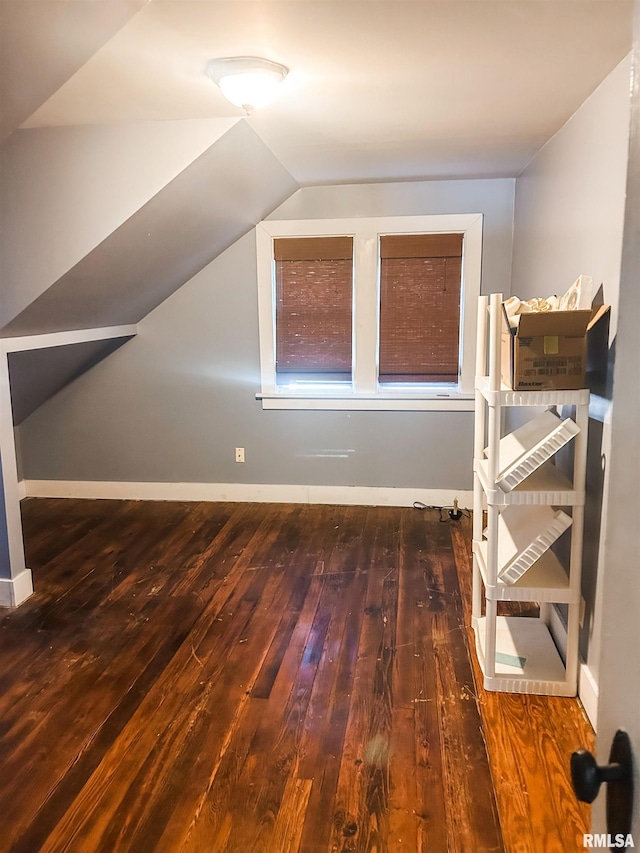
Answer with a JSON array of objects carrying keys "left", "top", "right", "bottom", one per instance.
[{"left": 235, "top": 447, "right": 245, "bottom": 463}]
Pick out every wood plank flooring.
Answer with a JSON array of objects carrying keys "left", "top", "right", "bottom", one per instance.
[{"left": 0, "top": 499, "right": 594, "bottom": 852}]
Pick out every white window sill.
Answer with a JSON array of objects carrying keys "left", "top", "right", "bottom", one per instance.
[{"left": 256, "top": 392, "right": 475, "bottom": 411}]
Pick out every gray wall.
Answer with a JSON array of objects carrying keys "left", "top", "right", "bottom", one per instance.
[
  {"left": 593, "top": 0, "right": 640, "bottom": 827},
  {"left": 512, "top": 55, "right": 631, "bottom": 331},
  {"left": 17, "top": 178, "right": 515, "bottom": 491},
  {"left": 511, "top": 56, "right": 632, "bottom": 689}
]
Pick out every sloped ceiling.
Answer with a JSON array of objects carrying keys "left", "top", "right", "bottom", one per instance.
[
  {"left": 12, "top": 1, "right": 635, "bottom": 183},
  {"left": 0, "top": 0, "right": 146, "bottom": 142},
  {"left": 2, "top": 121, "right": 298, "bottom": 336},
  {"left": 0, "top": 0, "right": 634, "bottom": 419},
  {"left": 0, "top": 117, "right": 242, "bottom": 328},
  {"left": 2, "top": 0, "right": 634, "bottom": 337}
]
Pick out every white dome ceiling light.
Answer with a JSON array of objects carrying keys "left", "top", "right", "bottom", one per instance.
[{"left": 206, "top": 56, "right": 289, "bottom": 114}]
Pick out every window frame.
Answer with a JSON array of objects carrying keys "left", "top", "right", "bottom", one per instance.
[{"left": 255, "top": 214, "right": 483, "bottom": 411}]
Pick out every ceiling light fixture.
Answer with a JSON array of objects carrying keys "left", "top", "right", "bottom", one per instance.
[{"left": 206, "top": 56, "right": 289, "bottom": 114}]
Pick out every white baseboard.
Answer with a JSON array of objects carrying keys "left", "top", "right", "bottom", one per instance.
[
  {"left": 577, "top": 662, "right": 599, "bottom": 731},
  {"left": 21, "top": 479, "right": 473, "bottom": 509},
  {"left": 17, "top": 480, "right": 27, "bottom": 500},
  {"left": 549, "top": 605, "right": 599, "bottom": 730},
  {"left": 0, "top": 569, "right": 33, "bottom": 608}
]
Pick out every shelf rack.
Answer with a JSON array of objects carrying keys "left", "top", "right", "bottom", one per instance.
[{"left": 472, "top": 293, "right": 589, "bottom": 696}]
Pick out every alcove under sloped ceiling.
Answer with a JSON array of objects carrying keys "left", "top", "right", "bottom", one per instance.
[
  {"left": 7, "top": 338, "right": 134, "bottom": 427},
  {"left": 2, "top": 121, "right": 298, "bottom": 422}
]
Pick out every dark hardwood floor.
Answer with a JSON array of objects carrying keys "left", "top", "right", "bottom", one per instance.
[{"left": 0, "top": 499, "right": 593, "bottom": 852}]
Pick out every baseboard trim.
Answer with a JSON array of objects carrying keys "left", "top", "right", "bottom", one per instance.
[
  {"left": 577, "top": 661, "right": 599, "bottom": 731},
  {"left": 549, "top": 605, "right": 599, "bottom": 730},
  {"left": 0, "top": 569, "right": 33, "bottom": 608},
  {"left": 21, "top": 479, "right": 472, "bottom": 509}
]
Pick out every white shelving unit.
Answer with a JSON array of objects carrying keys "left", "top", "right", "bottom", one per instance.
[{"left": 472, "top": 293, "right": 589, "bottom": 696}]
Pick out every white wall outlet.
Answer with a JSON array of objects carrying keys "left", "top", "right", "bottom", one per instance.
[{"left": 235, "top": 447, "right": 245, "bottom": 463}]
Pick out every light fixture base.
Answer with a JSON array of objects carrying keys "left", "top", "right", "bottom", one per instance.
[{"left": 206, "top": 56, "right": 289, "bottom": 112}]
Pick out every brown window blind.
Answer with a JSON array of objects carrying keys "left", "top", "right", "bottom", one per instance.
[
  {"left": 379, "top": 233, "right": 463, "bottom": 383},
  {"left": 274, "top": 236, "right": 353, "bottom": 379}
]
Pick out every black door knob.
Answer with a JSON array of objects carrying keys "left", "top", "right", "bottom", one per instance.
[
  {"left": 570, "top": 730, "right": 633, "bottom": 838},
  {"left": 570, "top": 749, "right": 625, "bottom": 803}
]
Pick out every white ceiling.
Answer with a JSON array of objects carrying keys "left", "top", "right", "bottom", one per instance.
[{"left": 1, "top": 0, "right": 635, "bottom": 184}]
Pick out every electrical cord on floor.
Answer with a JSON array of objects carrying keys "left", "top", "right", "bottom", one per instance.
[{"left": 413, "top": 499, "right": 471, "bottom": 522}]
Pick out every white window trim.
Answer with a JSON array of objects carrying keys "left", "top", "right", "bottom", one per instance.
[{"left": 255, "top": 214, "right": 483, "bottom": 411}]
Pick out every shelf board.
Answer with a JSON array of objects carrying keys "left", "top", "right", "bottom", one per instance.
[
  {"left": 495, "top": 505, "right": 572, "bottom": 584},
  {"left": 473, "top": 615, "right": 575, "bottom": 696},
  {"left": 476, "top": 376, "right": 590, "bottom": 408},
  {"left": 490, "top": 410, "right": 580, "bottom": 492},
  {"left": 475, "top": 542, "right": 576, "bottom": 602},
  {"left": 476, "top": 459, "right": 583, "bottom": 506}
]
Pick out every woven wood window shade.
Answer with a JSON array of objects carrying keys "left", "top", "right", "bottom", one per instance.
[
  {"left": 379, "top": 233, "right": 463, "bottom": 383},
  {"left": 274, "top": 237, "right": 353, "bottom": 378}
]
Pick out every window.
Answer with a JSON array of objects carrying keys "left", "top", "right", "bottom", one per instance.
[
  {"left": 256, "top": 214, "right": 482, "bottom": 410},
  {"left": 274, "top": 236, "right": 353, "bottom": 383},
  {"left": 379, "top": 233, "right": 463, "bottom": 385}
]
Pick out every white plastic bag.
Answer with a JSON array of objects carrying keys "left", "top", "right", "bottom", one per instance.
[{"left": 557, "top": 275, "right": 594, "bottom": 311}]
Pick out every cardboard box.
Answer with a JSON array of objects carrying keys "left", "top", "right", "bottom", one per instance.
[{"left": 501, "top": 304, "right": 609, "bottom": 391}]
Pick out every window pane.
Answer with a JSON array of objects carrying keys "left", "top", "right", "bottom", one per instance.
[
  {"left": 275, "top": 237, "right": 353, "bottom": 380},
  {"left": 379, "top": 234, "right": 463, "bottom": 383}
]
